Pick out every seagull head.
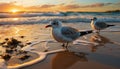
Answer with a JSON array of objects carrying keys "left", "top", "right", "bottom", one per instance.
[
  {"left": 91, "top": 17, "right": 97, "bottom": 21},
  {"left": 45, "top": 20, "right": 62, "bottom": 28}
]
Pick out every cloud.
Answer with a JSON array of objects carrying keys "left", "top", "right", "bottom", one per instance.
[
  {"left": 115, "top": 2, "right": 120, "bottom": 5},
  {"left": 0, "top": 2, "right": 119, "bottom": 12},
  {"left": 87, "top": 3, "right": 105, "bottom": 7},
  {"left": 79, "top": 2, "right": 113, "bottom": 8},
  {"left": 40, "top": 4, "right": 55, "bottom": 8},
  {"left": 0, "top": 2, "right": 15, "bottom": 10},
  {"left": 0, "top": 2, "right": 24, "bottom": 12},
  {"left": 48, "top": 3, "right": 112, "bottom": 10},
  {"left": 64, "top": 4, "right": 80, "bottom": 9},
  {"left": 54, "top": 2, "right": 113, "bottom": 10}
]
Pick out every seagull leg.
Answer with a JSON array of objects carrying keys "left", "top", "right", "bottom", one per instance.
[
  {"left": 65, "top": 42, "right": 69, "bottom": 50},
  {"left": 62, "top": 43, "right": 65, "bottom": 47}
]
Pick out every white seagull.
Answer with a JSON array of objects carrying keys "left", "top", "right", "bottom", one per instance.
[
  {"left": 91, "top": 17, "right": 115, "bottom": 33},
  {"left": 45, "top": 20, "right": 93, "bottom": 48}
]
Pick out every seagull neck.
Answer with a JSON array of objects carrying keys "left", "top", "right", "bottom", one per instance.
[
  {"left": 53, "top": 26, "right": 62, "bottom": 29},
  {"left": 91, "top": 20, "right": 97, "bottom": 24},
  {"left": 52, "top": 27, "right": 61, "bottom": 34}
]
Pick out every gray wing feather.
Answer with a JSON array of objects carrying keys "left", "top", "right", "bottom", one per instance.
[
  {"left": 61, "top": 27, "right": 79, "bottom": 40},
  {"left": 95, "top": 22, "right": 107, "bottom": 29}
]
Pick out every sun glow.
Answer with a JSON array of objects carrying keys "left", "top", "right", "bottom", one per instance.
[{"left": 11, "top": 9, "right": 20, "bottom": 13}]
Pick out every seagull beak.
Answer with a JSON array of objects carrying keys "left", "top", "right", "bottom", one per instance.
[{"left": 45, "top": 25, "right": 52, "bottom": 28}]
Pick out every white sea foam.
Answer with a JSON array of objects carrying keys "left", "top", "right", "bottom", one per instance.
[{"left": 0, "top": 12, "right": 120, "bottom": 25}]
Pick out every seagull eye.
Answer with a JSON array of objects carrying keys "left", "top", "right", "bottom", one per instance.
[
  {"left": 53, "top": 22, "right": 58, "bottom": 25},
  {"left": 53, "top": 23, "right": 56, "bottom": 25}
]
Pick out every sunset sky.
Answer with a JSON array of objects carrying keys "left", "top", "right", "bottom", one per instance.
[{"left": 0, "top": 0, "right": 120, "bottom": 12}]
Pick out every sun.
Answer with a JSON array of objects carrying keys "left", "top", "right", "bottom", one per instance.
[{"left": 11, "top": 9, "right": 20, "bottom": 13}]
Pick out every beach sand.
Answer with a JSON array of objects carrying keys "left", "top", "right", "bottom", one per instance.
[{"left": 0, "top": 23, "right": 120, "bottom": 69}]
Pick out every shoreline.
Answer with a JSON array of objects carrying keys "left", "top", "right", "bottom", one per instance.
[{"left": 0, "top": 23, "right": 120, "bottom": 69}]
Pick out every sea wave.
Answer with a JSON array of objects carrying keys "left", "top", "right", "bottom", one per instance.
[{"left": 0, "top": 12, "right": 120, "bottom": 25}]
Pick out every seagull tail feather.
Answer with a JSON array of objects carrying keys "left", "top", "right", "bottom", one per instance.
[
  {"left": 107, "top": 24, "right": 115, "bottom": 27},
  {"left": 79, "top": 30, "right": 93, "bottom": 36}
]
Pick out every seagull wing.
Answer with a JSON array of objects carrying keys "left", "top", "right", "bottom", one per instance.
[
  {"left": 61, "top": 27, "right": 79, "bottom": 40},
  {"left": 95, "top": 22, "right": 108, "bottom": 29}
]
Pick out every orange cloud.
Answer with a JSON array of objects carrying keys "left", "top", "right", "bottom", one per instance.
[
  {"left": 25, "top": 5, "right": 55, "bottom": 12},
  {"left": 0, "top": 2, "right": 119, "bottom": 12},
  {"left": 83, "top": 3, "right": 112, "bottom": 7},
  {"left": 0, "top": 2, "right": 25, "bottom": 12},
  {"left": 64, "top": 4, "right": 80, "bottom": 9},
  {"left": 40, "top": 4, "right": 55, "bottom": 8}
]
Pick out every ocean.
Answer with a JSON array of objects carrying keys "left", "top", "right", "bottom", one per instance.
[{"left": 0, "top": 12, "right": 120, "bottom": 25}]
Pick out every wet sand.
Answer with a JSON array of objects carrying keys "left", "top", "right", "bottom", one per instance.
[{"left": 0, "top": 23, "right": 120, "bottom": 69}]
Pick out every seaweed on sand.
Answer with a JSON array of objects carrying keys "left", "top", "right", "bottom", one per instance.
[{"left": 0, "top": 37, "right": 31, "bottom": 61}]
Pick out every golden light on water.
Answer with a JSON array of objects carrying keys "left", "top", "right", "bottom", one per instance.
[{"left": 12, "top": 18, "right": 19, "bottom": 21}]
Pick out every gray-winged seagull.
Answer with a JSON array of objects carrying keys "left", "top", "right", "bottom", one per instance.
[
  {"left": 91, "top": 17, "right": 115, "bottom": 33},
  {"left": 45, "top": 20, "right": 93, "bottom": 48}
]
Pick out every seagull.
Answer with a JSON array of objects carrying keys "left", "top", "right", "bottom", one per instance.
[
  {"left": 45, "top": 20, "right": 93, "bottom": 48},
  {"left": 90, "top": 17, "right": 115, "bottom": 33}
]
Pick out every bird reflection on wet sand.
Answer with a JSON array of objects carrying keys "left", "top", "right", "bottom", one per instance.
[
  {"left": 52, "top": 51, "right": 88, "bottom": 69},
  {"left": 89, "top": 33, "right": 120, "bottom": 52}
]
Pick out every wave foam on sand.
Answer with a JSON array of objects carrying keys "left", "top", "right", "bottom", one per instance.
[{"left": 5, "top": 39, "right": 98, "bottom": 69}]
